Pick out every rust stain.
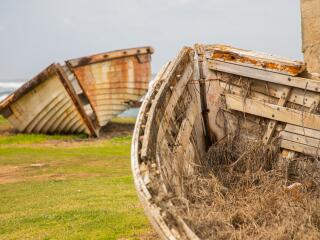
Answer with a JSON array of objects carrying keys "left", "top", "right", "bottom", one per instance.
[
  {"left": 69, "top": 52, "right": 152, "bottom": 127},
  {"left": 211, "top": 48, "right": 305, "bottom": 76}
]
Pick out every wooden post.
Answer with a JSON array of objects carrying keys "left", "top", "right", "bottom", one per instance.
[
  {"left": 301, "top": 0, "right": 320, "bottom": 75},
  {"left": 195, "top": 44, "right": 213, "bottom": 149},
  {"left": 263, "top": 87, "right": 291, "bottom": 144}
]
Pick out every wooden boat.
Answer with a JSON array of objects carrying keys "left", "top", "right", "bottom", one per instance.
[
  {"left": 132, "top": 2, "right": 320, "bottom": 237},
  {"left": 66, "top": 47, "right": 154, "bottom": 127},
  {"left": 0, "top": 47, "right": 153, "bottom": 136},
  {"left": 132, "top": 43, "right": 320, "bottom": 239},
  {"left": 0, "top": 64, "right": 99, "bottom": 136}
]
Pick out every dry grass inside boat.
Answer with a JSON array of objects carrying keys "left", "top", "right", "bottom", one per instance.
[{"left": 169, "top": 135, "right": 320, "bottom": 239}]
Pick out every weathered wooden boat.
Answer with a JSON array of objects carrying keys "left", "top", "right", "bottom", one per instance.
[
  {"left": 0, "top": 64, "right": 99, "bottom": 136},
  {"left": 0, "top": 46, "right": 153, "bottom": 136},
  {"left": 131, "top": 1, "right": 320, "bottom": 238},
  {"left": 66, "top": 46, "right": 154, "bottom": 127}
]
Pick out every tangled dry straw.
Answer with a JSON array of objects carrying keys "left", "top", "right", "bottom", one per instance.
[{"left": 169, "top": 135, "right": 320, "bottom": 239}]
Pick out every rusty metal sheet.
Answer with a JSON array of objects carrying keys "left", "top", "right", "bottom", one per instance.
[
  {"left": 0, "top": 64, "right": 98, "bottom": 136},
  {"left": 66, "top": 47, "right": 154, "bottom": 127},
  {"left": 205, "top": 44, "right": 305, "bottom": 76}
]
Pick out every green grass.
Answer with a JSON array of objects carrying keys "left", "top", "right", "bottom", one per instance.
[
  {"left": 0, "top": 116, "right": 6, "bottom": 125},
  {"left": 0, "top": 133, "right": 87, "bottom": 145},
  {"left": 0, "top": 117, "right": 155, "bottom": 240}
]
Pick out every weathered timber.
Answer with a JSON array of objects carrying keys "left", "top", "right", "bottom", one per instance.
[
  {"left": 67, "top": 47, "right": 154, "bottom": 68},
  {"left": 263, "top": 87, "right": 291, "bottom": 144},
  {"left": 132, "top": 47, "right": 201, "bottom": 239},
  {"left": 141, "top": 47, "right": 193, "bottom": 160},
  {"left": 225, "top": 94, "right": 320, "bottom": 131},
  {"left": 285, "top": 124, "right": 320, "bottom": 139},
  {"left": 208, "top": 60, "right": 320, "bottom": 92},
  {"left": 195, "top": 44, "right": 213, "bottom": 148},
  {"left": 218, "top": 80, "right": 318, "bottom": 108},
  {"left": 281, "top": 139, "right": 320, "bottom": 157},
  {"left": 206, "top": 44, "right": 305, "bottom": 76},
  {"left": 280, "top": 131, "right": 320, "bottom": 148}
]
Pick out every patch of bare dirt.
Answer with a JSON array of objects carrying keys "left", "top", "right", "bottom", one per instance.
[
  {"left": 0, "top": 163, "right": 101, "bottom": 184},
  {"left": 0, "top": 123, "right": 16, "bottom": 136},
  {"left": 100, "top": 121, "right": 135, "bottom": 138},
  {"left": 119, "top": 231, "right": 159, "bottom": 240},
  {"left": 0, "top": 120, "right": 135, "bottom": 148}
]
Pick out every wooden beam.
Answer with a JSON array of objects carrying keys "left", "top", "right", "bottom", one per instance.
[
  {"left": 205, "top": 44, "right": 305, "bottom": 76},
  {"left": 195, "top": 44, "right": 213, "bottom": 148},
  {"left": 285, "top": 124, "right": 320, "bottom": 140},
  {"left": 208, "top": 60, "right": 320, "bottom": 92},
  {"left": 280, "top": 131, "right": 320, "bottom": 148},
  {"left": 281, "top": 139, "right": 320, "bottom": 157},
  {"left": 218, "top": 80, "right": 318, "bottom": 108},
  {"left": 225, "top": 94, "right": 320, "bottom": 131},
  {"left": 157, "top": 64, "right": 193, "bottom": 142},
  {"left": 263, "top": 87, "right": 291, "bottom": 144}
]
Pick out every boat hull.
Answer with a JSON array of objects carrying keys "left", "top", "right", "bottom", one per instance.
[
  {"left": 132, "top": 47, "right": 205, "bottom": 239},
  {"left": 66, "top": 47, "right": 153, "bottom": 127},
  {"left": 0, "top": 64, "right": 97, "bottom": 136}
]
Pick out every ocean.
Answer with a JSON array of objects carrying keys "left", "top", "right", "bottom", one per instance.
[
  {"left": 0, "top": 80, "right": 24, "bottom": 101},
  {"left": 0, "top": 80, "right": 139, "bottom": 117}
]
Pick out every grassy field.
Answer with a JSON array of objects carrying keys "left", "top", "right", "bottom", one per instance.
[{"left": 0, "top": 116, "right": 156, "bottom": 240}]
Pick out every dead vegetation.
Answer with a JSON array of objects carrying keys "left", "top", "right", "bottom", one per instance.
[{"left": 168, "top": 135, "right": 320, "bottom": 239}]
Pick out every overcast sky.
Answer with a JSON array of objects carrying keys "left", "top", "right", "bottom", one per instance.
[{"left": 0, "top": 0, "right": 302, "bottom": 81}]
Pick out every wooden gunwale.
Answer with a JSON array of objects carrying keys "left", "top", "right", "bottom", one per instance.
[
  {"left": 132, "top": 49, "right": 201, "bottom": 239},
  {"left": 66, "top": 46, "right": 154, "bottom": 68},
  {"left": 131, "top": 63, "right": 179, "bottom": 239},
  {"left": 0, "top": 64, "right": 57, "bottom": 112}
]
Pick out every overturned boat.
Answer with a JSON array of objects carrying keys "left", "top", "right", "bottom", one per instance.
[
  {"left": 0, "top": 47, "right": 154, "bottom": 136},
  {"left": 132, "top": 2, "right": 320, "bottom": 238}
]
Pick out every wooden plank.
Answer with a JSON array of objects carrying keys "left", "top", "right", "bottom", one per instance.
[
  {"left": 156, "top": 64, "right": 193, "bottom": 141},
  {"left": 263, "top": 87, "right": 291, "bottom": 144},
  {"left": 281, "top": 139, "right": 320, "bottom": 157},
  {"left": 280, "top": 131, "right": 320, "bottom": 148},
  {"left": 205, "top": 44, "right": 305, "bottom": 76},
  {"left": 285, "top": 124, "right": 320, "bottom": 140},
  {"left": 141, "top": 47, "right": 194, "bottom": 160},
  {"left": 218, "top": 79, "right": 318, "bottom": 108},
  {"left": 208, "top": 60, "right": 320, "bottom": 92},
  {"left": 66, "top": 46, "right": 154, "bottom": 67},
  {"left": 174, "top": 99, "right": 198, "bottom": 148},
  {"left": 195, "top": 43, "right": 212, "bottom": 148},
  {"left": 225, "top": 94, "right": 320, "bottom": 131},
  {"left": 140, "top": 61, "right": 174, "bottom": 159},
  {"left": 168, "top": 99, "right": 198, "bottom": 196}
]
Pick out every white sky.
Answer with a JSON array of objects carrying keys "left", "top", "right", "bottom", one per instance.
[{"left": 0, "top": 0, "right": 302, "bottom": 80}]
